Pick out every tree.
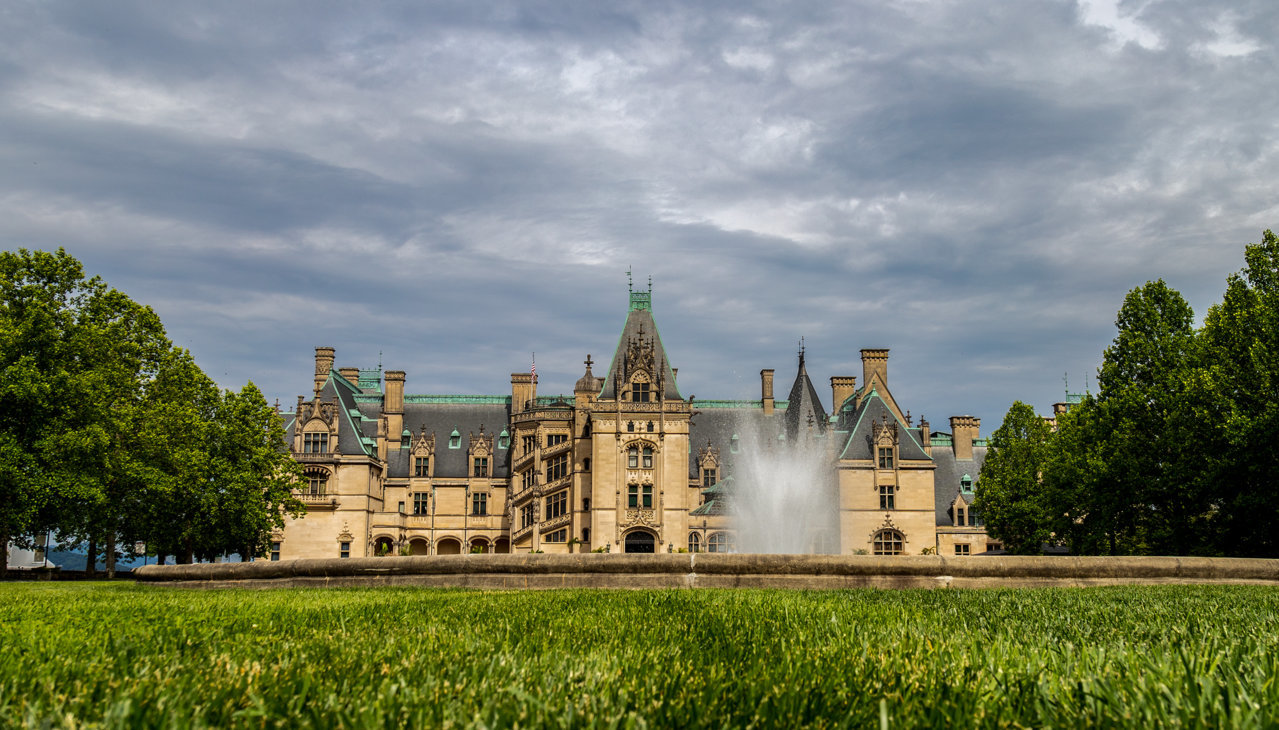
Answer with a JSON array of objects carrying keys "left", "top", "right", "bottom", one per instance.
[
  {"left": 1196, "top": 230, "right": 1279, "bottom": 557},
  {"left": 974, "top": 401, "right": 1055, "bottom": 554}
]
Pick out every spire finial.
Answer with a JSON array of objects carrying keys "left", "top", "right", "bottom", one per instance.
[
  {"left": 647, "top": 275, "right": 652, "bottom": 294},
  {"left": 627, "top": 267, "right": 633, "bottom": 294}
]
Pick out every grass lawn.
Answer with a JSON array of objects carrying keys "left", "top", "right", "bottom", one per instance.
[{"left": 1, "top": 583, "right": 1277, "bottom": 728}]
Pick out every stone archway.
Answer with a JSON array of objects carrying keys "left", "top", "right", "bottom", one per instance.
[
  {"left": 373, "top": 536, "right": 395, "bottom": 556},
  {"left": 624, "top": 530, "right": 656, "bottom": 554},
  {"left": 408, "top": 538, "right": 430, "bottom": 556},
  {"left": 470, "top": 538, "right": 490, "bottom": 554},
  {"left": 493, "top": 538, "right": 510, "bottom": 554},
  {"left": 436, "top": 538, "right": 462, "bottom": 555}
]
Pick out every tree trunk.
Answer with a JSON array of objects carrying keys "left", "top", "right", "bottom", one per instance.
[
  {"left": 84, "top": 536, "right": 97, "bottom": 578},
  {"left": 105, "top": 532, "right": 117, "bottom": 579},
  {"left": 156, "top": 552, "right": 167, "bottom": 567},
  {"left": 0, "top": 530, "right": 9, "bottom": 581}
]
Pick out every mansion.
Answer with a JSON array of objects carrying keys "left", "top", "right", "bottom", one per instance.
[{"left": 276, "top": 287, "right": 997, "bottom": 559}]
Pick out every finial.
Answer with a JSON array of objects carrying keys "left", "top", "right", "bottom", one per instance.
[
  {"left": 584, "top": 354, "right": 593, "bottom": 370},
  {"left": 627, "top": 267, "right": 633, "bottom": 294},
  {"left": 378, "top": 350, "right": 383, "bottom": 371},
  {"left": 647, "top": 275, "right": 652, "bottom": 294},
  {"left": 274, "top": 398, "right": 280, "bottom": 413},
  {"left": 906, "top": 410, "right": 912, "bottom": 426},
  {"left": 1064, "top": 372, "right": 1069, "bottom": 396}
]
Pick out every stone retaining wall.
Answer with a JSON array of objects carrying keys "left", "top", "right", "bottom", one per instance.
[{"left": 132, "top": 554, "right": 1279, "bottom": 590}]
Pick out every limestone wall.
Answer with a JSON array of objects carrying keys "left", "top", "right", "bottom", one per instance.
[{"left": 134, "top": 554, "right": 1279, "bottom": 590}]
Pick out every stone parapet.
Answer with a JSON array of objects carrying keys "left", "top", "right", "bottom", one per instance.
[{"left": 133, "top": 555, "right": 1279, "bottom": 590}]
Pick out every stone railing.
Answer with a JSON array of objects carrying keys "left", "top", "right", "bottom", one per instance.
[
  {"left": 540, "top": 513, "right": 572, "bottom": 533},
  {"left": 541, "top": 440, "right": 573, "bottom": 459},
  {"left": 292, "top": 452, "right": 336, "bottom": 463},
  {"left": 294, "top": 493, "right": 338, "bottom": 509}
]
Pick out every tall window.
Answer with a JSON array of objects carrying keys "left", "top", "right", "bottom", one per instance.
[
  {"left": 303, "top": 432, "right": 328, "bottom": 453},
  {"left": 472, "top": 492, "right": 488, "bottom": 516},
  {"left": 873, "top": 529, "right": 904, "bottom": 556},
  {"left": 270, "top": 542, "right": 281, "bottom": 561},
  {"left": 688, "top": 532, "right": 702, "bottom": 553},
  {"left": 522, "top": 435, "right": 536, "bottom": 453},
  {"left": 956, "top": 507, "right": 967, "bottom": 527},
  {"left": 413, "top": 492, "right": 429, "bottom": 515},
  {"left": 546, "top": 490, "right": 568, "bottom": 519},
  {"left": 642, "top": 446, "right": 653, "bottom": 469},
  {"left": 879, "top": 484, "right": 895, "bottom": 510},
  {"left": 306, "top": 476, "right": 327, "bottom": 496},
  {"left": 583, "top": 457, "right": 591, "bottom": 472},
  {"left": 546, "top": 454, "right": 568, "bottom": 482},
  {"left": 627, "top": 483, "right": 653, "bottom": 509},
  {"left": 702, "top": 468, "right": 717, "bottom": 488},
  {"left": 473, "top": 457, "right": 489, "bottom": 477},
  {"left": 877, "top": 446, "right": 894, "bottom": 469},
  {"left": 521, "top": 469, "right": 535, "bottom": 489},
  {"left": 414, "top": 457, "right": 429, "bottom": 477},
  {"left": 520, "top": 505, "right": 534, "bottom": 528},
  {"left": 627, "top": 446, "right": 638, "bottom": 468},
  {"left": 632, "top": 382, "right": 651, "bottom": 403}
]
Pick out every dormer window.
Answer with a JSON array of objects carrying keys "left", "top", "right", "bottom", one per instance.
[
  {"left": 449, "top": 429, "right": 461, "bottom": 449},
  {"left": 498, "top": 430, "right": 510, "bottom": 450},
  {"left": 960, "top": 474, "right": 973, "bottom": 492},
  {"left": 702, "top": 467, "right": 717, "bottom": 488},
  {"left": 632, "top": 382, "right": 651, "bottom": 403},
  {"left": 730, "top": 434, "right": 740, "bottom": 454},
  {"left": 414, "top": 456, "right": 429, "bottom": 477},
  {"left": 877, "top": 446, "right": 894, "bottom": 470},
  {"left": 401, "top": 429, "right": 411, "bottom": 449},
  {"left": 303, "top": 432, "right": 329, "bottom": 454}
]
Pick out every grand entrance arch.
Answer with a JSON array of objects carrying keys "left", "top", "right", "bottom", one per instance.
[{"left": 624, "top": 530, "right": 656, "bottom": 554}]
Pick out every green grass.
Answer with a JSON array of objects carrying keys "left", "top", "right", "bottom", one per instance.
[{"left": 1, "top": 584, "right": 1277, "bottom": 728}]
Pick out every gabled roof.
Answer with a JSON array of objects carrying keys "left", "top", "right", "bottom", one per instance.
[
  {"left": 599, "top": 289, "right": 682, "bottom": 401},
  {"left": 933, "top": 445, "right": 987, "bottom": 526},
  {"left": 783, "top": 352, "right": 827, "bottom": 441},
  {"left": 837, "top": 388, "right": 929, "bottom": 461}
]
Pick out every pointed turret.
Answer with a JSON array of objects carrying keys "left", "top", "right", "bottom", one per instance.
[
  {"left": 599, "top": 283, "right": 682, "bottom": 401},
  {"left": 783, "top": 346, "right": 828, "bottom": 441}
]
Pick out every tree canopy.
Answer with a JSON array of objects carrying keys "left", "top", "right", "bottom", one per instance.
[{"left": 0, "top": 248, "right": 303, "bottom": 574}]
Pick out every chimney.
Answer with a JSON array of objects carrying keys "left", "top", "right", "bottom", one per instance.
[
  {"left": 314, "top": 347, "right": 335, "bottom": 396},
  {"left": 949, "top": 416, "right": 981, "bottom": 460},
  {"left": 860, "top": 349, "right": 889, "bottom": 391},
  {"left": 338, "top": 367, "right": 360, "bottom": 385},
  {"left": 830, "top": 376, "right": 857, "bottom": 414},
  {"left": 919, "top": 416, "right": 931, "bottom": 456},
  {"left": 760, "top": 369, "right": 775, "bottom": 415},
  {"left": 384, "top": 370, "right": 405, "bottom": 442},
  {"left": 511, "top": 373, "right": 535, "bottom": 413}
]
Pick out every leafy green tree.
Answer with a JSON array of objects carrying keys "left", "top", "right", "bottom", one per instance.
[
  {"left": 974, "top": 401, "right": 1055, "bottom": 554},
  {"left": 1196, "top": 230, "right": 1279, "bottom": 557}
]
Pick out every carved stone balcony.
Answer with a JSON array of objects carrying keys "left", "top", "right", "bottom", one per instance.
[
  {"left": 512, "top": 524, "right": 534, "bottom": 542},
  {"left": 292, "top": 452, "right": 336, "bottom": 463},
  {"left": 540, "top": 513, "right": 572, "bottom": 533},
  {"left": 542, "top": 439, "right": 573, "bottom": 459},
  {"left": 294, "top": 492, "right": 338, "bottom": 510}
]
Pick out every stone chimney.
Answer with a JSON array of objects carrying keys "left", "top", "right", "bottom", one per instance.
[
  {"left": 919, "top": 416, "right": 931, "bottom": 456},
  {"left": 760, "top": 369, "right": 775, "bottom": 416},
  {"left": 949, "top": 416, "right": 981, "bottom": 460},
  {"left": 511, "top": 373, "right": 536, "bottom": 413},
  {"left": 830, "top": 376, "right": 858, "bottom": 414},
  {"left": 384, "top": 370, "right": 405, "bottom": 441},
  {"left": 338, "top": 367, "right": 360, "bottom": 385},
  {"left": 860, "top": 349, "right": 889, "bottom": 391},
  {"left": 314, "top": 347, "right": 335, "bottom": 396}
]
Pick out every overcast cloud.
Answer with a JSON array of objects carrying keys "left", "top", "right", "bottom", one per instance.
[{"left": 2, "top": 0, "right": 1276, "bottom": 430}]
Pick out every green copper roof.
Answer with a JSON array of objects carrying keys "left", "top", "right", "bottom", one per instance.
[
  {"left": 629, "top": 290, "right": 651, "bottom": 312},
  {"left": 695, "top": 399, "right": 790, "bottom": 409},
  {"left": 403, "top": 394, "right": 512, "bottom": 405}
]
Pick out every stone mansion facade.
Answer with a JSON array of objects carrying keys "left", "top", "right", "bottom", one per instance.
[{"left": 276, "top": 287, "right": 996, "bottom": 559}]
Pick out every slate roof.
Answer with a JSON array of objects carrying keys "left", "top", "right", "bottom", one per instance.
[
  {"left": 379, "top": 402, "right": 513, "bottom": 480},
  {"left": 687, "top": 404, "right": 783, "bottom": 479},
  {"left": 783, "top": 353, "right": 828, "bottom": 441},
  {"left": 836, "top": 389, "right": 929, "bottom": 462},
  {"left": 932, "top": 442, "right": 987, "bottom": 527},
  {"left": 599, "top": 295, "right": 682, "bottom": 401}
]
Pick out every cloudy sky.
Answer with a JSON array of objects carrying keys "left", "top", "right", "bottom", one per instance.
[{"left": 2, "top": 0, "right": 1275, "bottom": 431}]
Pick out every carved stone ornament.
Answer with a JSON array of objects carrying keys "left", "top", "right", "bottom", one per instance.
[
  {"left": 622, "top": 509, "right": 659, "bottom": 529},
  {"left": 469, "top": 426, "right": 494, "bottom": 457},
  {"left": 337, "top": 523, "right": 354, "bottom": 543},
  {"left": 626, "top": 471, "right": 654, "bottom": 486},
  {"left": 870, "top": 513, "right": 900, "bottom": 539},
  {"left": 697, "top": 442, "right": 720, "bottom": 469},
  {"left": 872, "top": 414, "right": 898, "bottom": 446},
  {"left": 412, "top": 428, "right": 436, "bottom": 456},
  {"left": 625, "top": 335, "right": 656, "bottom": 379}
]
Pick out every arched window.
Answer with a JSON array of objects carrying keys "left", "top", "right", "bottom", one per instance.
[
  {"left": 646, "top": 421, "right": 654, "bottom": 433},
  {"left": 873, "top": 529, "right": 904, "bottom": 556},
  {"left": 708, "top": 532, "right": 735, "bottom": 553},
  {"left": 642, "top": 446, "right": 653, "bottom": 469},
  {"left": 688, "top": 532, "right": 702, "bottom": 553},
  {"left": 627, "top": 421, "right": 635, "bottom": 432}
]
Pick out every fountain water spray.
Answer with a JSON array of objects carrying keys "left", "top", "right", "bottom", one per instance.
[{"left": 728, "top": 419, "right": 838, "bottom": 554}]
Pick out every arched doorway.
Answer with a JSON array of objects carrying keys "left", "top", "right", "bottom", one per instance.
[
  {"left": 436, "top": 538, "right": 461, "bottom": 555},
  {"left": 373, "top": 536, "right": 395, "bottom": 556},
  {"left": 408, "top": 538, "right": 429, "bottom": 556},
  {"left": 624, "top": 530, "right": 656, "bottom": 554},
  {"left": 470, "top": 538, "right": 490, "bottom": 554},
  {"left": 493, "top": 538, "right": 510, "bottom": 554}
]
